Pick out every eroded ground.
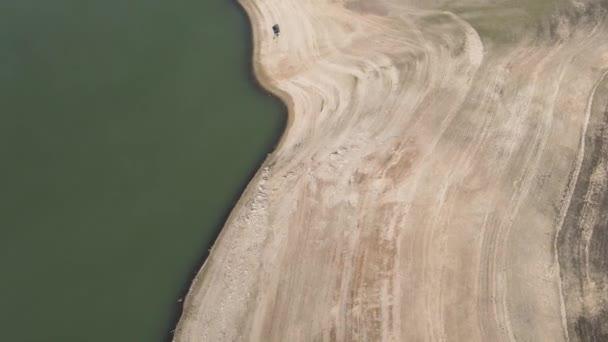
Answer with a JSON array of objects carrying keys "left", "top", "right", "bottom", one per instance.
[{"left": 176, "top": 0, "right": 608, "bottom": 341}]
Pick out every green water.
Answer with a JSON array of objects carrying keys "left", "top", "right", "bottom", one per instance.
[{"left": 0, "top": 1, "right": 283, "bottom": 341}]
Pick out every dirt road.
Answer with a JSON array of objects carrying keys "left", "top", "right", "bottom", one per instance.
[{"left": 175, "top": 0, "right": 608, "bottom": 340}]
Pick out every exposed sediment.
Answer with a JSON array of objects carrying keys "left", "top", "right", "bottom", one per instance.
[
  {"left": 557, "top": 70, "right": 608, "bottom": 341},
  {"left": 175, "top": 0, "right": 608, "bottom": 341}
]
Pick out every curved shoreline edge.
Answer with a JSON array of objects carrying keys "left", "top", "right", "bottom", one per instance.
[
  {"left": 239, "top": 0, "right": 295, "bottom": 150},
  {"left": 169, "top": 0, "right": 292, "bottom": 339}
]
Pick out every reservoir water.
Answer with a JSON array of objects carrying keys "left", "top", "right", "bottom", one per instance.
[{"left": 0, "top": 0, "right": 284, "bottom": 341}]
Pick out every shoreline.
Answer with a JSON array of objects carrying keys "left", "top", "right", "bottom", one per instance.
[
  {"left": 168, "top": 0, "right": 291, "bottom": 339},
  {"left": 239, "top": 0, "right": 296, "bottom": 151}
]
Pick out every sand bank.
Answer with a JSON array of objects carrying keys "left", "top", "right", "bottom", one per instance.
[{"left": 175, "top": 0, "right": 608, "bottom": 340}]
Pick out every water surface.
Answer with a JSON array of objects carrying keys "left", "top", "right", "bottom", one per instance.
[{"left": 0, "top": 0, "right": 283, "bottom": 341}]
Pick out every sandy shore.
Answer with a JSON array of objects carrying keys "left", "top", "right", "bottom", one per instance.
[{"left": 175, "top": 0, "right": 608, "bottom": 340}]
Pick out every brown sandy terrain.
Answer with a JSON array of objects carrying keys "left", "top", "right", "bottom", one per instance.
[{"left": 175, "top": 0, "right": 608, "bottom": 340}]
